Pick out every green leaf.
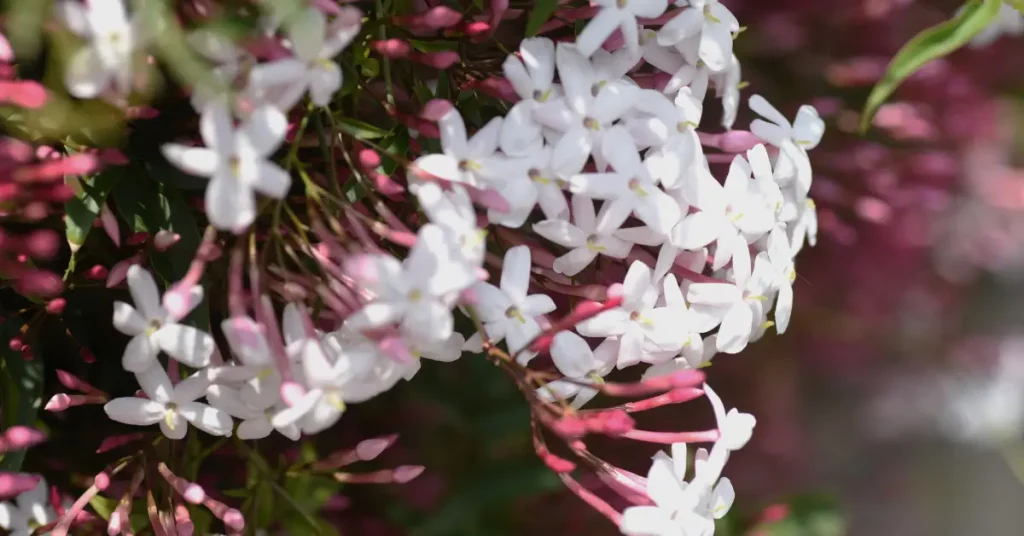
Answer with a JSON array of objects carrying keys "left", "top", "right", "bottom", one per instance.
[
  {"left": 860, "top": 0, "right": 1003, "bottom": 132},
  {"left": 65, "top": 167, "right": 123, "bottom": 248},
  {"left": 0, "top": 319, "right": 44, "bottom": 472},
  {"left": 110, "top": 161, "right": 208, "bottom": 330},
  {"left": 89, "top": 494, "right": 119, "bottom": 520},
  {"left": 525, "top": 0, "right": 559, "bottom": 37},
  {"left": 336, "top": 117, "right": 390, "bottom": 140}
]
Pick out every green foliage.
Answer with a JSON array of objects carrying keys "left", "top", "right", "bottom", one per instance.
[
  {"left": 65, "top": 167, "right": 123, "bottom": 249},
  {"left": 859, "top": 0, "right": 1003, "bottom": 132},
  {"left": 0, "top": 319, "right": 44, "bottom": 472},
  {"left": 525, "top": 0, "right": 559, "bottom": 37},
  {"left": 109, "top": 161, "right": 209, "bottom": 329}
]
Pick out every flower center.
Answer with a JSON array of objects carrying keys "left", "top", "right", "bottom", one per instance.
[
  {"left": 326, "top": 392, "right": 346, "bottom": 411},
  {"left": 164, "top": 402, "right": 178, "bottom": 429},
  {"left": 407, "top": 288, "right": 424, "bottom": 303},
  {"left": 616, "top": 0, "right": 628, "bottom": 8},
  {"left": 628, "top": 178, "right": 647, "bottom": 197},
  {"left": 504, "top": 306, "right": 526, "bottom": 323},
  {"left": 533, "top": 89, "right": 552, "bottom": 102},
  {"left": 458, "top": 159, "right": 481, "bottom": 172},
  {"left": 228, "top": 156, "right": 242, "bottom": 177},
  {"left": 586, "top": 235, "right": 606, "bottom": 252},
  {"left": 677, "top": 120, "right": 698, "bottom": 133},
  {"left": 704, "top": 4, "right": 721, "bottom": 23},
  {"left": 583, "top": 117, "right": 601, "bottom": 131},
  {"left": 145, "top": 319, "right": 162, "bottom": 336},
  {"left": 529, "top": 168, "right": 550, "bottom": 184},
  {"left": 590, "top": 80, "right": 607, "bottom": 97}
]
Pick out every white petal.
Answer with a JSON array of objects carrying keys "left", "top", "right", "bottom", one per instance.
[
  {"left": 575, "top": 8, "right": 622, "bottom": 58},
  {"left": 576, "top": 308, "right": 630, "bottom": 337},
  {"left": 468, "top": 117, "right": 502, "bottom": 157},
  {"left": 713, "top": 477, "right": 736, "bottom": 519},
  {"left": 698, "top": 21, "right": 733, "bottom": 72},
  {"left": 500, "top": 246, "right": 532, "bottom": 304},
  {"left": 104, "top": 398, "right": 166, "bottom": 426},
  {"left": 249, "top": 160, "right": 291, "bottom": 199},
  {"left": 240, "top": 105, "right": 288, "bottom": 157},
  {"left": 592, "top": 81, "right": 642, "bottom": 125},
  {"left": 127, "top": 265, "right": 163, "bottom": 321},
  {"left": 206, "top": 385, "right": 260, "bottom": 419},
  {"left": 550, "top": 126, "right": 593, "bottom": 177},
  {"left": 687, "top": 283, "right": 742, "bottom": 306},
  {"left": 503, "top": 54, "right": 534, "bottom": 99},
  {"left": 271, "top": 389, "right": 322, "bottom": 428},
  {"left": 569, "top": 172, "right": 628, "bottom": 200},
  {"left": 414, "top": 154, "right": 460, "bottom": 182},
  {"left": 237, "top": 417, "right": 273, "bottom": 440},
  {"left": 521, "top": 37, "right": 556, "bottom": 90},
  {"left": 775, "top": 283, "right": 793, "bottom": 334},
  {"left": 552, "top": 247, "right": 599, "bottom": 276},
  {"left": 622, "top": 260, "right": 653, "bottom": 309},
  {"left": 657, "top": 8, "right": 703, "bottom": 46},
  {"left": 748, "top": 94, "right": 789, "bottom": 128},
  {"left": 646, "top": 452, "right": 686, "bottom": 507},
  {"left": 619, "top": 506, "right": 679, "bottom": 536},
  {"left": 309, "top": 61, "right": 342, "bottom": 106},
  {"left": 112, "top": 302, "right": 146, "bottom": 336},
  {"left": 499, "top": 101, "right": 543, "bottom": 156},
  {"left": 287, "top": 8, "right": 327, "bottom": 61},
  {"left": 555, "top": 43, "right": 595, "bottom": 115},
  {"left": 249, "top": 59, "right": 307, "bottom": 92},
  {"left": 633, "top": 188, "right": 682, "bottom": 236},
  {"left": 523, "top": 294, "right": 557, "bottom": 316},
  {"left": 122, "top": 334, "right": 159, "bottom": 373},
  {"left": 161, "top": 145, "right": 219, "bottom": 178},
  {"left": 533, "top": 219, "right": 586, "bottom": 248},
  {"left": 178, "top": 401, "right": 234, "bottom": 436},
  {"left": 160, "top": 413, "right": 188, "bottom": 440},
  {"left": 402, "top": 300, "right": 454, "bottom": 342},
  {"left": 199, "top": 101, "right": 234, "bottom": 152},
  {"left": 205, "top": 177, "right": 256, "bottom": 231},
  {"left": 715, "top": 304, "right": 753, "bottom": 354},
  {"left": 153, "top": 324, "right": 214, "bottom": 368},
  {"left": 551, "top": 331, "right": 598, "bottom": 378}
]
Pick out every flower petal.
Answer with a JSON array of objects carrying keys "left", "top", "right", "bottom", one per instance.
[
  {"left": 153, "top": 324, "right": 214, "bottom": 368},
  {"left": 104, "top": 398, "right": 166, "bottom": 426},
  {"left": 500, "top": 246, "right": 532, "bottom": 305},
  {"left": 205, "top": 176, "right": 256, "bottom": 231},
  {"left": 161, "top": 145, "right": 219, "bottom": 178},
  {"left": 178, "top": 402, "right": 234, "bottom": 436},
  {"left": 113, "top": 301, "right": 146, "bottom": 336}
]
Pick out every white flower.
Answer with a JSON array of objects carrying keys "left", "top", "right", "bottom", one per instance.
[
  {"left": 248, "top": 7, "right": 361, "bottom": 109},
  {"left": 535, "top": 44, "right": 641, "bottom": 166},
  {"left": 413, "top": 110, "right": 514, "bottom": 189},
  {"left": 628, "top": 88, "right": 705, "bottom": 189},
  {"left": 639, "top": 28, "right": 710, "bottom": 100},
  {"left": 789, "top": 198, "right": 818, "bottom": 254},
  {"left": 538, "top": 333, "right": 618, "bottom": 409},
  {"left": 576, "top": 261, "right": 688, "bottom": 368},
  {"left": 161, "top": 103, "right": 290, "bottom": 231},
  {"left": 112, "top": 266, "right": 212, "bottom": 373},
  {"left": 221, "top": 315, "right": 281, "bottom": 409},
  {"left": 271, "top": 334, "right": 362, "bottom": 434},
  {"left": 414, "top": 183, "right": 487, "bottom": 272},
  {"left": 104, "top": 366, "right": 233, "bottom": 439},
  {"left": 575, "top": 0, "right": 669, "bottom": 58},
  {"left": 703, "top": 383, "right": 756, "bottom": 451},
  {"left": 748, "top": 95, "right": 824, "bottom": 200},
  {"left": 464, "top": 246, "right": 556, "bottom": 363},
  {"left": 657, "top": 0, "right": 740, "bottom": 73},
  {"left": 345, "top": 224, "right": 473, "bottom": 343},
  {"left": 499, "top": 130, "right": 598, "bottom": 224},
  {"left": 0, "top": 479, "right": 56, "bottom": 536},
  {"left": 206, "top": 384, "right": 300, "bottom": 441},
  {"left": 56, "top": 0, "right": 142, "bottom": 98},
  {"left": 187, "top": 29, "right": 252, "bottom": 113},
  {"left": 570, "top": 127, "right": 682, "bottom": 236},
  {"left": 619, "top": 444, "right": 730, "bottom": 536},
  {"left": 671, "top": 155, "right": 775, "bottom": 278},
  {"left": 685, "top": 253, "right": 773, "bottom": 355},
  {"left": 503, "top": 37, "right": 558, "bottom": 103},
  {"left": 764, "top": 227, "right": 796, "bottom": 334},
  {"left": 533, "top": 194, "right": 633, "bottom": 277}
]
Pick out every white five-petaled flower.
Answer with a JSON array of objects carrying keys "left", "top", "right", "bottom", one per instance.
[
  {"left": 686, "top": 252, "right": 774, "bottom": 355},
  {"left": 0, "top": 479, "right": 56, "bottom": 536},
  {"left": 533, "top": 194, "right": 633, "bottom": 276},
  {"left": 56, "top": 0, "right": 143, "bottom": 98},
  {"left": 104, "top": 366, "right": 233, "bottom": 440},
  {"left": 570, "top": 126, "right": 682, "bottom": 236},
  {"left": 220, "top": 315, "right": 281, "bottom": 409},
  {"left": 464, "top": 246, "right": 556, "bottom": 364},
  {"left": 414, "top": 110, "right": 516, "bottom": 189},
  {"left": 748, "top": 95, "right": 824, "bottom": 201},
  {"left": 206, "top": 384, "right": 300, "bottom": 441},
  {"left": 575, "top": 0, "right": 669, "bottom": 58},
  {"left": 538, "top": 332, "right": 618, "bottom": 409},
  {"left": 162, "top": 103, "right": 291, "bottom": 232},
  {"left": 671, "top": 155, "right": 774, "bottom": 279},
  {"left": 619, "top": 443, "right": 732, "bottom": 536},
  {"left": 628, "top": 87, "right": 705, "bottom": 189},
  {"left": 112, "top": 265, "right": 212, "bottom": 373},
  {"left": 657, "top": 0, "right": 739, "bottom": 73},
  {"left": 346, "top": 224, "right": 473, "bottom": 343},
  {"left": 576, "top": 260, "right": 688, "bottom": 368},
  {"left": 248, "top": 7, "right": 361, "bottom": 109},
  {"left": 414, "top": 183, "right": 488, "bottom": 272}
]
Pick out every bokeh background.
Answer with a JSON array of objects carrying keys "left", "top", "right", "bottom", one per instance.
[{"left": 335, "top": 1, "right": 1024, "bottom": 534}]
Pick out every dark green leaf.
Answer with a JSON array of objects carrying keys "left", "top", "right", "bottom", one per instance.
[
  {"left": 88, "top": 494, "right": 119, "bottom": 520},
  {"left": 110, "top": 161, "right": 208, "bottom": 330},
  {"left": 65, "top": 167, "right": 124, "bottom": 248},
  {"left": 0, "top": 319, "right": 44, "bottom": 472},
  {"left": 860, "top": 0, "right": 1003, "bottom": 132},
  {"left": 336, "top": 117, "right": 390, "bottom": 140},
  {"left": 525, "top": 0, "right": 559, "bottom": 37}
]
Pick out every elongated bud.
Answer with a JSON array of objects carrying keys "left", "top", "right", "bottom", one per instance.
[
  {"left": 0, "top": 473, "right": 41, "bottom": 499},
  {"left": 46, "top": 393, "right": 107, "bottom": 412},
  {"left": 412, "top": 50, "right": 459, "bottom": 69},
  {"left": 371, "top": 39, "right": 411, "bottom": 58},
  {"left": 1, "top": 425, "right": 46, "bottom": 450},
  {"left": 56, "top": 369, "right": 105, "bottom": 396},
  {"left": 153, "top": 230, "right": 181, "bottom": 251},
  {"left": 158, "top": 463, "right": 205, "bottom": 504},
  {"left": 201, "top": 496, "right": 244, "bottom": 532},
  {"left": 394, "top": 6, "right": 462, "bottom": 31},
  {"left": 46, "top": 298, "right": 66, "bottom": 314}
]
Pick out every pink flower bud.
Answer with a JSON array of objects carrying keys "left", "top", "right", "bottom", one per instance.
[
  {"left": 393, "top": 465, "right": 425, "bottom": 483},
  {"left": 221, "top": 508, "right": 245, "bottom": 532},
  {"left": 419, "top": 99, "right": 453, "bottom": 121},
  {"left": 357, "top": 148, "right": 381, "bottom": 170},
  {"left": 463, "top": 21, "right": 491, "bottom": 39},
  {"left": 356, "top": 434, "right": 398, "bottom": 461},
  {"left": 395, "top": 6, "right": 463, "bottom": 31},
  {"left": 371, "top": 39, "right": 411, "bottom": 58},
  {"left": 16, "top": 269, "right": 63, "bottom": 297},
  {"left": 24, "top": 229, "right": 60, "bottom": 259},
  {"left": 106, "top": 257, "right": 138, "bottom": 288},
  {"left": 46, "top": 298, "right": 66, "bottom": 314},
  {"left": 86, "top": 264, "right": 109, "bottom": 280},
  {"left": 8, "top": 338, "right": 21, "bottom": 351},
  {"left": 0, "top": 473, "right": 41, "bottom": 500},
  {"left": 0, "top": 80, "right": 48, "bottom": 109},
  {"left": 2, "top": 425, "right": 46, "bottom": 450},
  {"left": 45, "top": 393, "right": 73, "bottom": 412},
  {"left": 414, "top": 50, "right": 459, "bottom": 70},
  {"left": 96, "top": 433, "right": 145, "bottom": 454},
  {"left": 56, "top": 369, "right": 104, "bottom": 396}
]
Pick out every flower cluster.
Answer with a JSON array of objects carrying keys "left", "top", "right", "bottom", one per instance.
[{"left": 2, "top": 0, "right": 830, "bottom": 533}]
